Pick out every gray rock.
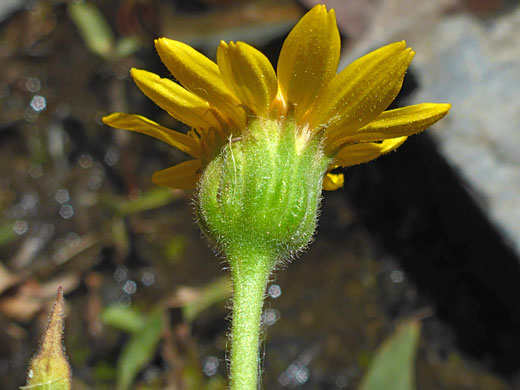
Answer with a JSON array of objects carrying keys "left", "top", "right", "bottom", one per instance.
[
  {"left": 0, "top": 0, "right": 25, "bottom": 23},
  {"left": 407, "top": 7, "right": 520, "bottom": 252}
]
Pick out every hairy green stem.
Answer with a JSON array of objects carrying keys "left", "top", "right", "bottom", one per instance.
[{"left": 229, "top": 252, "right": 272, "bottom": 390}]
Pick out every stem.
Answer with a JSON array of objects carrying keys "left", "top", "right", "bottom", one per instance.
[{"left": 228, "top": 251, "right": 272, "bottom": 390}]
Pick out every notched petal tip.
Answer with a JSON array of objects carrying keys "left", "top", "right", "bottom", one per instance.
[
  {"left": 406, "top": 47, "right": 415, "bottom": 61},
  {"left": 154, "top": 37, "right": 177, "bottom": 52},
  {"left": 219, "top": 40, "right": 229, "bottom": 50}
]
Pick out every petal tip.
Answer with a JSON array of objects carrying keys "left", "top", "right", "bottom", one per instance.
[
  {"left": 428, "top": 102, "right": 452, "bottom": 115},
  {"left": 130, "top": 68, "right": 155, "bottom": 84},
  {"left": 155, "top": 37, "right": 168, "bottom": 45},
  {"left": 129, "top": 67, "right": 140, "bottom": 77},
  {"left": 323, "top": 172, "right": 344, "bottom": 191},
  {"left": 150, "top": 171, "right": 170, "bottom": 188},
  {"left": 307, "top": 3, "right": 328, "bottom": 20},
  {"left": 101, "top": 112, "right": 132, "bottom": 129},
  {"left": 154, "top": 37, "right": 164, "bottom": 49},
  {"left": 155, "top": 37, "right": 177, "bottom": 52},
  {"left": 101, "top": 113, "right": 116, "bottom": 125},
  {"left": 437, "top": 103, "right": 452, "bottom": 118}
]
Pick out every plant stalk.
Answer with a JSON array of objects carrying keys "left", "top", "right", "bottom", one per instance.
[{"left": 228, "top": 252, "right": 272, "bottom": 390}]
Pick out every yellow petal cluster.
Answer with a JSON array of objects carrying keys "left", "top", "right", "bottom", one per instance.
[{"left": 103, "top": 4, "right": 450, "bottom": 191}]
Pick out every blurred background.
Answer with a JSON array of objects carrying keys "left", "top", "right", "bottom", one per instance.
[{"left": 1, "top": 0, "right": 519, "bottom": 389}]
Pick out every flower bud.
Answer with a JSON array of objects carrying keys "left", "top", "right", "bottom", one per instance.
[{"left": 24, "top": 287, "right": 71, "bottom": 390}]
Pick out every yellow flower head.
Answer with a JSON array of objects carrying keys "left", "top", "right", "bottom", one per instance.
[{"left": 103, "top": 5, "right": 450, "bottom": 191}]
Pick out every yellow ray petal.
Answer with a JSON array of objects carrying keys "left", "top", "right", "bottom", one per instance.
[
  {"left": 311, "top": 42, "right": 414, "bottom": 137},
  {"left": 102, "top": 113, "right": 199, "bottom": 157},
  {"left": 335, "top": 137, "right": 407, "bottom": 167},
  {"left": 217, "top": 41, "right": 278, "bottom": 117},
  {"left": 130, "top": 68, "right": 218, "bottom": 130},
  {"left": 155, "top": 38, "right": 245, "bottom": 125},
  {"left": 151, "top": 159, "right": 201, "bottom": 189},
  {"left": 277, "top": 4, "right": 340, "bottom": 122},
  {"left": 322, "top": 172, "right": 344, "bottom": 191},
  {"left": 328, "top": 103, "right": 452, "bottom": 149}
]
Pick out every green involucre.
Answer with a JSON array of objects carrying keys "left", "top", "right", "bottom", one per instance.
[{"left": 196, "top": 116, "right": 331, "bottom": 267}]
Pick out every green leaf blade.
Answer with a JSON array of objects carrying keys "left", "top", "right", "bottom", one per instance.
[
  {"left": 116, "top": 309, "right": 164, "bottom": 390},
  {"left": 68, "top": 2, "right": 115, "bottom": 60},
  {"left": 359, "top": 320, "right": 421, "bottom": 390},
  {"left": 100, "top": 304, "right": 146, "bottom": 334}
]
